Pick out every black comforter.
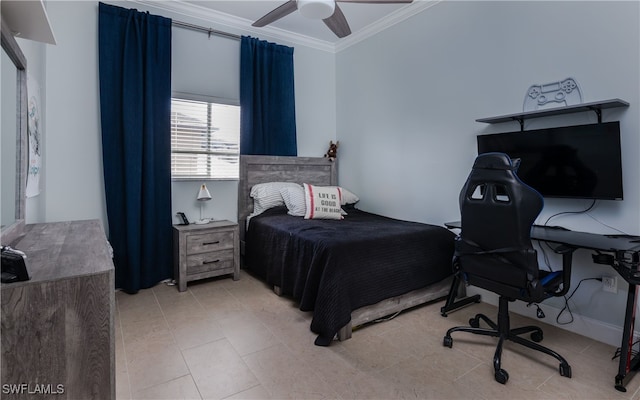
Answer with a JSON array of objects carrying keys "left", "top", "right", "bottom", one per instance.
[{"left": 245, "top": 206, "right": 455, "bottom": 346}]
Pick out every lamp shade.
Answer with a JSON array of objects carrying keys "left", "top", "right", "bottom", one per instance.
[
  {"left": 298, "top": 0, "right": 335, "bottom": 19},
  {"left": 197, "top": 184, "right": 212, "bottom": 201}
]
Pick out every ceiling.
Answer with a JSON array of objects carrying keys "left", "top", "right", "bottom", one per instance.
[{"left": 139, "top": 0, "right": 440, "bottom": 51}]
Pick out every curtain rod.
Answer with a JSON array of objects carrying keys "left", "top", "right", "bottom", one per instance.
[{"left": 172, "top": 20, "right": 241, "bottom": 41}]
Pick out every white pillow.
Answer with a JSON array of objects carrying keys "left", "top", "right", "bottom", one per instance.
[
  {"left": 250, "top": 182, "right": 300, "bottom": 216},
  {"left": 280, "top": 185, "right": 306, "bottom": 217},
  {"left": 337, "top": 187, "right": 359, "bottom": 205},
  {"left": 303, "top": 183, "right": 344, "bottom": 220}
]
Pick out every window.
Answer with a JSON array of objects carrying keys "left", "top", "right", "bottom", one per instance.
[{"left": 170, "top": 96, "right": 240, "bottom": 180}]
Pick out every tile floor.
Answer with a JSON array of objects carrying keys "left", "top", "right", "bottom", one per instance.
[{"left": 116, "top": 271, "right": 640, "bottom": 399}]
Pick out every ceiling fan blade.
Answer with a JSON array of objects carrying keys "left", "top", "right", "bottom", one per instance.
[
  {"left": 323, "top": 4, "right": 351, "bottom": 38},
  {"left": 337, "top": 0, "right": 413, "bottom": 3},
  {"left": 252, "top": 1, "right": 298, "bottom": 27}
]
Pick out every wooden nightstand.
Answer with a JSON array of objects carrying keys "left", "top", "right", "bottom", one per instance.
[{"left": 173, "top": 220, "right": 239, "bottom": 292}]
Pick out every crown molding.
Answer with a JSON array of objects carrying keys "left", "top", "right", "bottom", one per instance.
[
  {"left": 129, "top": 0, "right": 335, "bottom": 52},
  {"left": 335, "top": 0, "right": 441, "bottom": 52},
  {"left": 128, "top": 0, "right": 439, "bottom": 53}
]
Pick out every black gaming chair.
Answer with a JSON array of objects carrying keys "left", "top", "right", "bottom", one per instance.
[{"left": 443, "top": 152, "right": 574, "bottom": 384}]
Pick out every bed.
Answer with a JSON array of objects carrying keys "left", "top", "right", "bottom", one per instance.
[{"left": 238, "top": 155, "right": 456, "bottom": 346}]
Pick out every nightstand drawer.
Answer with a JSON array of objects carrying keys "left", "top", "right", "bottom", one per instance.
[
  {"left": 186, "top": 249, "right": 235, "bottom": 275},
  {"left": 186, "top": 231, "right": 234, "bottom": 254}
]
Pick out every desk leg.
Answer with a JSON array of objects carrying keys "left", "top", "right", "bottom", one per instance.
[{"left": 615, "top": 282, "right": 640, "bottom": 392}]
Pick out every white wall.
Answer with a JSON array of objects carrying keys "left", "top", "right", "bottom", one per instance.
[
  {"left": 336, "top": 1, "right": 640, "bottom": 344},
  {"left": 45, "top": 1, "right": 106, "bottom": 226}
]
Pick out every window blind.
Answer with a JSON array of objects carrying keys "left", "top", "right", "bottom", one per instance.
[{"left": 171, "top": 98, "right": 240, "bottom": 179}]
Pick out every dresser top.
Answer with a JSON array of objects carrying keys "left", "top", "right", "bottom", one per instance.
[
  {"left": 4, "top": 219, "right": 114, "bottom": 287},
  {"left": 173, "top": 219, "right": 237, "bottom": 233}
]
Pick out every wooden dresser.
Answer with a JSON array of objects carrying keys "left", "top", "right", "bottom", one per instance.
[{"left": 1, "top": 220, "right": 115, "bottom": 399}]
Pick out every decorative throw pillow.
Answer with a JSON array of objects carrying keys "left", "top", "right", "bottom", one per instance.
[
  {"left": 303, "top": 183, "right": 344, "bottom": 220},
  {"left": 250, "top": 182, "right": 300, "bottom": 216},
  {"left": 280, "top": 185, "right": 306, "bottom": 217}
]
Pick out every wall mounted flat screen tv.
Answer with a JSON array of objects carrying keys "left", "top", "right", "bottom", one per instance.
[{"left": 477, "top": 121, "right": 623, "bottom": 200}]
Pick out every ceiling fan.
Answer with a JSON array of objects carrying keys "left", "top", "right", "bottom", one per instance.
[{"left": 252, "top": 0, "right": 414, "bottom": 38}]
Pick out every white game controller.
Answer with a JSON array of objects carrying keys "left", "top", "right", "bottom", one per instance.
[{"left": 523, "top": 78, "right": 582, "bottom": 111}]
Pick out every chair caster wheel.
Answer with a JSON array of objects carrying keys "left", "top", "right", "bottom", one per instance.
[
  {"left": 559, "top": 362, "right": 572, "bottom": 378},
  {"left": 495, "top": 368, "right": 509, "bottom": 384},
  {"left": 531, "top": 330, "right": 543, "bottom": 342},
  {"left": 469, "top": 317, "right": 480, "bottom": 328},
  {"left": 443, "top": 336, "right": 453, "bottom": 348}
]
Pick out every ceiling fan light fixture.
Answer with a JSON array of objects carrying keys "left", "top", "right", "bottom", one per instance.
[{"left": 297, "top": 0, "right": 335, "bottom": 20}]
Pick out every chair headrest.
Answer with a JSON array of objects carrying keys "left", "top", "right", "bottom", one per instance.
[{"left": 473, "top": 152, "right": 518, "bottom": 171}]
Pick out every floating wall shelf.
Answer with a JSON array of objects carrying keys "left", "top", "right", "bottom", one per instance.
[
  {"left": 477, "top": 99, "right": 629, "bottom": 131},
  {"left": 1, "top": 0, "right": 56, "bottom": 45}
]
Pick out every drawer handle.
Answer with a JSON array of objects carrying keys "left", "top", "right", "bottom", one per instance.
[
  {"left": 203, "top": 259, "right": 220, "bottom": 265},
  {"left": 203, "top": 241, "right": 220, "bottom": 246}
]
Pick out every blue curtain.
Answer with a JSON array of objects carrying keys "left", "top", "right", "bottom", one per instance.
[
  {"left": 240, "top": 36, "right": 297, "bottom": 156},
  {"left": 98, "top": 3, "right": 172, "bottom": 293}
]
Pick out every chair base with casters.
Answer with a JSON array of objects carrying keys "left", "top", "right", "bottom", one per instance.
[
  {"left": 442, "top": 244, "right": 575, "bottom": 385},
  {"left": 443, "top": 295, "right": 572, "bottom": 384}
]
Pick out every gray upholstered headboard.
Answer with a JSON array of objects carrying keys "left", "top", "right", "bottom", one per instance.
[{"left": 238, "top": 155, "right": 338, "bottom": 244}]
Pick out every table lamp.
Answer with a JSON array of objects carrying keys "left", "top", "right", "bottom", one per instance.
[{"left": 196, "top": 183, "right": 212, "bottom": 224}]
